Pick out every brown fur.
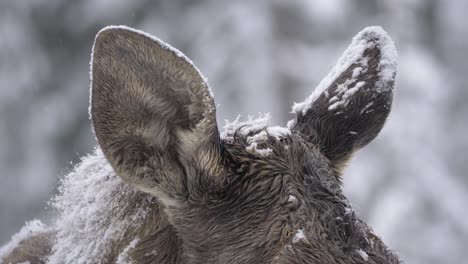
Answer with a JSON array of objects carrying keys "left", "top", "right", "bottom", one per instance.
[
  {"left": 2, "top": 232, "right": 54, "bottom": 264},
  {"left": 2, "top": 26, "right": 401, "bottom": 264},
  {"left": 291, "top": 47, "right": 394, "bottom": 173}
]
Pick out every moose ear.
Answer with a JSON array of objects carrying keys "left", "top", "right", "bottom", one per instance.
[
  {"left": 91, "top": 26, "right": 221, "bottom": 199},
  {"left": 289, "top": 26, "right": 397, "bottom": 172}
]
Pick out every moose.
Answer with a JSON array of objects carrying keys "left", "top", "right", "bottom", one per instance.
[{"left": 1, "top": 25, "right": 401, "bottom": 263}]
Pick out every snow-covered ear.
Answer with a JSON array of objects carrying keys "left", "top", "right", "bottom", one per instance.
[
  {"left": 91, "top": 26, "right": 222, "bottom": 199},
  {"left": 289, "top": 27, "right": 397, "bottom": 172}
]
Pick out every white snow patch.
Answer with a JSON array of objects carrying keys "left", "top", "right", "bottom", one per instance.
[
  {"left": 292, "top": 229, "right": 306, "bottom": 243},
  {"left": 267, "top": 126, "right": 291, "bottom": 139},
  {"left": 222, "top": 114, "right": 290, "bottom": 141},
  {"left": 88, "top": 25, "right": 215, "bottom": 123},
  {"left": 245, "top": 142, "right": 273, "bottom": 157},
  {"left": 116, "top": 238, "right": 140, "bottom": 264},
  {"left": 356, "top": 249, "right": 369, "bottom": 261},
  {"left": 286, "top": 119, "right": 296, "bottom": 130},
  {"left": 47, "top": 148, "right": 155, "bottom": 264},
  {"left": 254, "top": 147, "right": 273, "bottom": 157},
  {"left": 144, "top": 250, "right": 157, "bottom": 257},
  {"left": 222, "top": 114, "right": 270, "bottom": 139},
  {"left": 247, "top": 130, "right": 269, "bottom": 144},
  {"left": 0, "top": 220, "right": 48, "bottom": 260},
  {"left": 288, "top": 195, "right": 297, "bottom": 202},
  {"left": 328, "top": 81, "right": 366, "bottom": 110},
  {"left": 344, "top": 81, "right": 366, "bottom": 97},
  {"left": 245, "top": 131, "right": 272, "bottom": 156},
  {"left": 224, "top": 115, "right": 290, "bottom": 157},
  {"left": 290, "top": 26, "right": 397, "bottom": 117},
  {"left": 360, "top": 101, "right": 375, "bottom": 114}
]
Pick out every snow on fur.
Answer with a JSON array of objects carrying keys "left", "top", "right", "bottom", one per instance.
[
  {"left": 356, "top": 249, "right": 369, "bottom": 261},
  {"left": 222, "top": 114, "right": 291, "bottom": 156},
  {"left": 328, "top": 81, "right": 366, "bottom": 110},
  {"left": 116, "top": 238, "right": 140, "bottom": 264},
  {"left": 47, "top": 149, "right": 155, "bottom": 264},
  {"left": 222, "top": 114, "right": 291, "bottom": 140},
  {"left": 292, "top": 229, "right": 306, "bottom": 243},
  {"left": 290, "top": 26, "right": 397, "bottom": 119},
  {"left": 221, "top": 114, "right": 271, "bottom": 139},
  {"left": 0, "top": 220, "right": 49, "bottom": 260}
]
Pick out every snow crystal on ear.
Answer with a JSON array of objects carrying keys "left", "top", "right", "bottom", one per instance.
[
  {"left": 290, "top": 26, "right": 397, "bottom": 117},
  {"left": 328, "top": 81, "right": 366, "bottom": 110},
  {"left": 0, "top": 220, "right": 49, "bottom": 260},
  {"left": 48, "top": 148, "right": 155, "bottom": 264},
  {"left": 88, "top": 25, "right": 214, "bottom": 123}
]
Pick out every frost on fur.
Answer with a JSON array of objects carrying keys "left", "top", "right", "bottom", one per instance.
[
  {"left": 116, "top": 238, "right": 140, "bottom": 264},
  {"left": 0, "top": 220, "right": 48, "bottom": 260},
  {"left": 222, "top": 114, "right": 291, "bottom": 156},
  {"left": 48, "top": 149, "right": 155, "bottom": 264},
  {"left": 290, "top": 26, "right": 397, "bottom": 123},
  {"left": 287, "top": 26, "right": 397, "bottom": 171}
]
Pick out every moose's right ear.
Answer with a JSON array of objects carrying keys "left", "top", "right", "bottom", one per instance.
[
  {"left": 289, "top": 27, "right": 397, "bottom": 173},
  {"left": 91, "top": 26, "right": 222, "bottom": 200}
]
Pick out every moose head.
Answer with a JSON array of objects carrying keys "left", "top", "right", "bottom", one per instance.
[
  {"left": 1, "top": 25, "right": 400, "bottom": 264},
  {"left": 90, "top": 25, "right": 399, "bottom": 263}
]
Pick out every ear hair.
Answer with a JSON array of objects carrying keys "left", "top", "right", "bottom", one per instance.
[
  {"left": 91, "top": 26, "right": 222, "bottom": 201},
  {"left": 289, "top": 26, "right": 397, "bottom": 172}
]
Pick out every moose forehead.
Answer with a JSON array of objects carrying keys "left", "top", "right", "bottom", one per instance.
[
  {"left": 170, "top": 127, "right": 374, "bottom": 263},
  {"left": 221, "top": 126, "right": 341, "bottom": 197},
  {"left": 220, "top": 130, "right": 353, "bottom": 231}
]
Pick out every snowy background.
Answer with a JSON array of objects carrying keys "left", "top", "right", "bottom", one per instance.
[{"left": 0, "top": 1, "right": 467, "bottom": 263}]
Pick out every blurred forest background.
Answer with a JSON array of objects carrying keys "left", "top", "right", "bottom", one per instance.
[{"left": 1, "top": 0, "right": 467, "bottom": 263}]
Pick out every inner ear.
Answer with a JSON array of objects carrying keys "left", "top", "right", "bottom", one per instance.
[
  {"left": 91, "top": 26, "right": 221, "bottom": 199},
  {"left": 289, "top": 26, "right": 397, "bottom": 172}
]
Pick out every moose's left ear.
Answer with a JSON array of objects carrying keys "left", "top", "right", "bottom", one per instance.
[{"left": 289, "top": 26, "right": 397, "bottom": 172}]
